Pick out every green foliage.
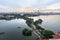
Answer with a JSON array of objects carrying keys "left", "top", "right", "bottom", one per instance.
[
  {"left": 23, "top": 28, "right": 32, "bottom": 36},
  {"left": 33, "top": 19, "right": 44, "bottom": 30},
  {"left": 36, "top": 38, "right": 40, "bottom": 40},
  {"left": 41, "top": 30, "right": 55, "bottom": 39},
  {"left": 0, "top": 32, "right": 5, "bottom": 35},
  {"left": 34, "top": 19, "right": 43, "bottom": 24},
  {"left": 27, "top": 18, "right": 33, "bottom": 23},
  {"left": 36, "top": 25, "right": 44, "bottom": 30},
  {"left": 26, "top": 18, "right": 33, "bottom": 27},
  {"left": 38, "top": 19, "right": 43, "bottom": 24},
  {"left": 17, "top": 27, "right": 21, "bottom": 28}
]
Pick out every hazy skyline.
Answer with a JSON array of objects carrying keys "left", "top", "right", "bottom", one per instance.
[{"left": 0, "top": 0, "right": 60, "bottom": 12}]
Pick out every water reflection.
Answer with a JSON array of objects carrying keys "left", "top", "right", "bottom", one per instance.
[
  {"left": 30, "top": 15, "right": 60, "bottom": 33},
  {"left": 17, "top": 27, "right": 21, "bottom": 29},
  {"left": 0, "top": 15, "right": 36, "bottom": 40},
  {"left": 0, "top": 32, "right": 5, "bottom": 40},
  {"left": 22, "top": 28, "right": 32, "bottom": 36},
  {"left": 0, "top": 15, "right": 60, "bottom": 40}
]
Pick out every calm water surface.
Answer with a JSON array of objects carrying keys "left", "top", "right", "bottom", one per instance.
[
  {"left": 0, "top": 15, "right": 60, "bottom": 40},
  {"left": 31, "top": 15, "right": 60, "bottom": 33}
]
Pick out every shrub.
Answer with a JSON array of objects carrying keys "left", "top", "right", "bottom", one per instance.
[
  {"left": 41, "top": 30, "right": 55, "bottom": 39},
  {"left": 23, "top": 28, "right": 32, "bottom": 36}
]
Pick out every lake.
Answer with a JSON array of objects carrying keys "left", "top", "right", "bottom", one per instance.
[{"left": 0, "top": 15, "right": 60, "bottom": 40}]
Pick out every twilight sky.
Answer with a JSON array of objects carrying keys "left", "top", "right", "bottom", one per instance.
[{"left": 0, "top": 0, "right": 60, "bottom": 12}]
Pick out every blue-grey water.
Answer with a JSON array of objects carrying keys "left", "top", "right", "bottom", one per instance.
[
  {"left": 0, "top": 19, "right": 36, "bottom": 40},
  {"left": 31, "top": 15, "right": 60, "bottom": 33},
  {"left": 0, "top": 15, "right": 60, "bottom": 40}
]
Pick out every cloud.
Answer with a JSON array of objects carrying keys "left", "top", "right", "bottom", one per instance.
[
  {"left": 0, "top": 5, "right": 9, "bottom": 12},
  {"left": 46, "top": 2, "right": 60, "bottom": 9},
  {"left": 0, "top": 0, "right": 37, "bottom": 8},
  {"left": 0, "top": 5, "right": 9, "bottom": 9},
  {"left": 17, "top": 0, "right": 37, "bottom": 8},
  {"left": 0, "top": 0, "right": 60, "bottom": 12},
  {"left": 0, "top": 0, "right": 60, "bottom": 8},
  {"left": 0, "top": 5, "right": 15, "bottom": 12}
]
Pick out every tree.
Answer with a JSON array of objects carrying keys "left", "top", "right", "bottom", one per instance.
[
  {"left": 34, "top": 19, "right": 43, "bottom": 25},
  {"left": 22, "top": 28, "right": 32, "bottom": 36},
  {"left": 41, "top": 30, "right": 55, "bottom": 39}
]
